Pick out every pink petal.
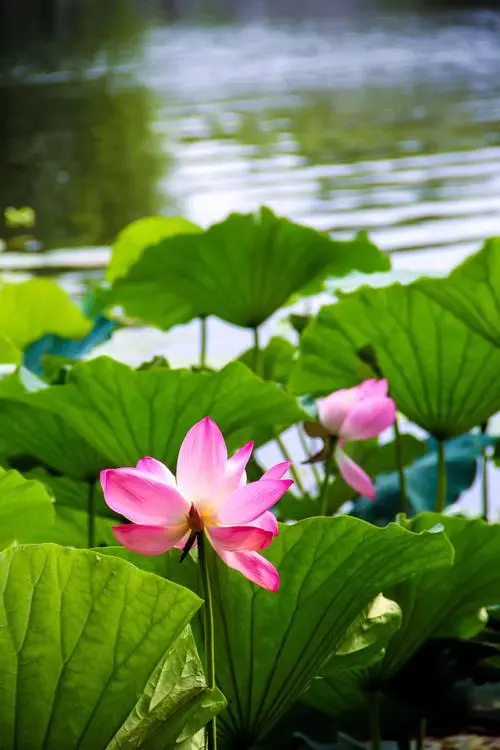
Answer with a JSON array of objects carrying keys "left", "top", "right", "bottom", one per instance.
[
  {"left": 223, "top": 442, "right": 254, "bottom": 495},
  {"left": 335, "top": 443, "right": 376, "bottom": 499},
  {"left": 340, "top": 397, "right": 396, "bottom": 441},
  {"left": 215, "top": 548, "right": 280, "bottom": 591},
  {"left": 261, "top": 461, "right": 291, "bottom": 481},
  {"left": 208, "top": 524, "right": 273, "bottom": 551},
  {"left": 176, "top": 417, "right": 228, "bottom": 508},
  {"left": 317, "top": 388, "right": 362, "bottom": 435},
  {"left": 101, "top": 468, "right": 189, "bottom": 525},
  {"left": 112, "top": 523, "right": 188, "bottom": 555},
  {"left": 248, "top": 510, "right": 279, "bottom": 541},
  {"left": 216, "top": 479, "right": 293, "bottom": 525},
  {"left": 136, "top": 457, "right": 177, "bottom": 486},
  {"left": 358, "top": 378, "right": 388, "bottom": 399}
]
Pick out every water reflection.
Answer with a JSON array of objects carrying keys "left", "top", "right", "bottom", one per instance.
[
  {"left": 1, "top": 0, "right": 500, "bottom": 258},
  {"left": 0, "top": 0, "right": 168, "bottom": 251}
]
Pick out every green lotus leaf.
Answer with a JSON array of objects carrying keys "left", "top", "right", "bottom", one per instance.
[
  {"left": 417, "top": 237, "right": 500, "bottom": 347},
  {"left": 0, "top": 278, "right": 91, "bottom": 349},
  {"left": 0, "top": 543, "right": 222, "bottom": 749},
  {"left": 1, "top": 357, "right": 306, "bottom": 468},
  {"left": 106, "top": 215, "right": 202, "bottom": 282},
  {"left": 110, "top": 207, "right": 389, "bottom": 330},
  {"left": 102, "top": 515, "right": 452, "bottom": 749},
  {"left": 304, "top": 514, "right": 500, "bottom": 730},
  {"left": 289, "top": 283, "right": 500, "bottom": 438}
]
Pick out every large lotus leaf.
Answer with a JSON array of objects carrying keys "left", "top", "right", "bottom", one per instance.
[
  {"left": 4, "top": 357, "right": 306, "bottom": 467},
  {"left": 108, "top": 627, "right": 225, "bottom": 750},
  {"left": 0, "top": 468, "right": 55, "bottom": 548},
  {"left": 0, "top": 392, "right": 108, "bottom": 481},
  {"left": 110, "top": 207, "right": 389, "bottom": 330},
  {"left": 0, "top": 278, "right": 91, "bottom": 349},
  {"left": 352, "top": 433, "right": 495, "bottom": 523},
  {"left": 289, "top": 283, "right": 500, "bottom": 438},
  {"left": 103, "top": 516, "right": 452, "bottom": 749},
  {"left": 23, "top": 316, "right": 118, "bottom": 376},
  {"left": 0, "top": 543, "right": 223, "bottom": 749},
  {"left": 304, "top": 514, "right": 500, "bottom": 726},
  {"left": 106, "top": 215, "right": 202, "bottom": 282},
  {"left": 0, "top": 334, "right": 21, "bottom": 365},
  {"left": 25, "top": 470, "right": 116, "bottom": 548},
  {"left": 238, "top": 335, "right": 296, "bottom": 383},
  {"left": 417, "top": 238, "right": 500, "bottom": 347}
]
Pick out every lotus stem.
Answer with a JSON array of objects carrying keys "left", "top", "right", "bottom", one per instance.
[
  {"left": 200, "top": 317, "right": 208, "bottom": 370},
  {"left": 197, "top": 532, "right": 217, "bottom": 750},
  {"left": 319, "top": 440, "right": 334, "bottom": 516},
  {"left": 275, "top": 435, "right": 305, "bottom": 495},
  {"left": 394, "top": 417, "right": 408, "bottom": 516},
  {"left": 252, "top": 326, "right": 261, "bottom": 377},
  {"left": 298, "top": 426, "right": 321, "bottom": 486},
  {"left": 417, "top": 717, "right": 427, "bottom": 750},
  {"left": 369, "top": 691, "right": 382, "bottom": 750},
  {"left": 481, "top": 422, "right": 489, "bottom": 521},
  {"left": 87, "top": 481, "right": 96, "bottom": 548},
  {"left": 436, "top": 440, "right": 447, "bottom": 513}
]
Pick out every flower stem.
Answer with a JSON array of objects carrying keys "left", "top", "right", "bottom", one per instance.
[
  {"left": 197, "top": 532, "right": 217, "bottom": 750},
  {"left": 87, "top": 481, "right": 96, "bottom": 548},
  {"left": 298, "top": 426, "right": 321, "bottom": 486},
  {"left": 275, "top": 435, "right": 305, "bottom": 495},
  {"left": 481, "top": 422, "right": 489, "bottom": 521},
  {"left": 394, "top": 417, "right": 408, "bottom": 516},
  {"left": 417, "top": 717, "right": 427, "bottom": 750},
  {"left": 253, "top": 326, "right": 261, "bottom": 377},
  {"left": 369, "top": 691, "right": 382, "bottom": 750},
  {"left": 319, "top": 440, "right": 334, "bottom": 516},
  {"left": 200, "top": 317, "right": 208, "bottom": 370},
  {"left": 436, "top": 439, "right": 447, "bottom": 513}
]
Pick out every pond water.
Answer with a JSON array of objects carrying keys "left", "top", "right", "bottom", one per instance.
[{"left": 1, "top": 0, "right": 500, "bottom": 512}]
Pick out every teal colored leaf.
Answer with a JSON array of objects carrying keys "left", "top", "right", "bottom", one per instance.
[
  {"left": 304, "top": 513, "right": 500, "bottom": 726},
  {"left": 278, "top": 436, "right": 425, "bottom": 521},
  {"left": 289, "top": 283, "right": 500, "bottom": 438},
  {"left": 0, "top": 468, "right": 55, "bottom": 548},
  {"left": 352, "top": 434, "right": 493, "bottom": 523},
  {"left": 106, "top": 215, "right": 202, "bottom": 282},
  {"left": 2, "top": 358, "right": 306, "bottom": 468},
  {"left": 417, "top": 237, "right": 500, "bottom": 347},
  {"left": 238, "top": 336, "right": 296, "bottom": 383},
  {"left": 0, "top": 279, "right": 91, "bottom": 349},
  {"left": 104, "top": 516, "right": 452, "bottom": 749},
  {"left": 0, "top": 543, "right": 221, "bottom": 749},
  {"left": 110, "top": 207, "right": 389, "bottom": 330}
]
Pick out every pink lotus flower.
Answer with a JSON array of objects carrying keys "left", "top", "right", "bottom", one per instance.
[
  {"left": 100, "top": 417, "right": 292, "bottom": 591},
  {"left": 317, "top": 378, "right": 396, "bottom": 499}
]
